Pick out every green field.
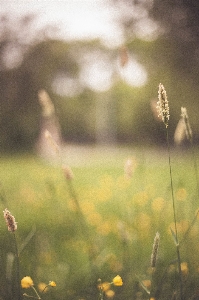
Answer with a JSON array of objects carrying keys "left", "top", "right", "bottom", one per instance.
[{"left": 1, "top": 146, "right": 199, "bottom": 300}]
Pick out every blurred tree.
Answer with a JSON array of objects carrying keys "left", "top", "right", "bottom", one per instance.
[
  {"left": 112, "top": 0, "right": 199, "bottom": 76},
  {"left": 0, "top": 15, "right": 79, "bottom": 152},
  {"left": 2, "top": 2, "right": 199, "bottom": 151},
  {"left": 110, "top": 0, "right": 199, "bottom": 143},
  {"left": 149, "top": 0, "right": 199, "bottom": 77}
]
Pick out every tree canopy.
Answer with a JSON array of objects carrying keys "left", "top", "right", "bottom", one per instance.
[{"left": 1, "top": 2, "right": 199, "bottom": 152}]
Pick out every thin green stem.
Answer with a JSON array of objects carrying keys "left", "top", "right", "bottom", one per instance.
[
  {"left": 149, "top": 267, "right": 156, "bottom": 299},
  {"left": 23, "top": 293, "right": 40, "bottom": 299},
  {"left": 23, "top": 286, "right": 42, "bottom": 299},
  {"left": 19, "top": 225, "right": 36, "bottom": 256},
  {"left": 66, "top": 180, "right": 96, "bottom": 269},
  {"left": 98, "top": 279, "right": 104, "bottom": 300},
  {"left": 13, "top": 233, "right": 21, "bottom": 300},
  {"left": 31, "top": 286, "right": 41, "bottom": 299},
  {"left": 166, "top": 129, "right": 178, "bottom": 242},
  {"left": 41, "top": 285, "right": 48, "bottom": 294},
  {"left": 166, "top": 128, "right": 183, "bottom": 300},
  {"left": 67, "top": 180, "right": 90, "bottom": 239}
]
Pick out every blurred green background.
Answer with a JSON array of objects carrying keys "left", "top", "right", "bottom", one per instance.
[{"left": 1, "top": 0, "right": 199, "bottom": 152}]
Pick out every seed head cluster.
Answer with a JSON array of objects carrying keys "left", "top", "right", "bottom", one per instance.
[
  {"left": 181, "top": 107, "right": 192, "bottom": 142},
  {"left": 151, "top": 232, "right": 160, "bottom": 268},
  {"left": 38, "top": 89, "right": 55, "bottom": 118},
  {"left": 3, "top": 208, "right": 17, "bottom": 232},
  {"left": 157, "top": 83, "right": 170, "bottom": 128}
]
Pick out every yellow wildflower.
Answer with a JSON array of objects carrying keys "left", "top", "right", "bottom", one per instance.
[
  {"left": 98, "top": 282, "right": 111, "bottom": 292},
  {"left": 136, "top": 213, "right": 151, "bottom": 231},
  {"left": 105, "top": 289, "right": 115, "bottom": 298},
  {"left": 21, "top": 276, "right": 34, "bottom": 288},
  {"left": 181, "top": 262, "right": 188, "bottom": 275},
  {"left": 49, "top": 281, "right": 56, "bottom": 287},
  {"left": 151, "top": 197, "right": 165, "bottom": 212},
  {"left": 176, "top": 188, "right": 187, "bottom": 201},
  {"left": 112, "top": 275, "right": 123, "bottom": 286},
  {"left": 97, "top": 221, "right": 112, "bottom": 236},
  {"left": 86, "top": 212, "right": 102, "bottom": 226},
  {"left": 133, "top": 191, "right": 149, "bottom": 206},
  {"left": 142, "top": 279, "right": 151, "bottom": 289},
  {"left": 38, "top": 282, "right": 48, "bottom": 292}
]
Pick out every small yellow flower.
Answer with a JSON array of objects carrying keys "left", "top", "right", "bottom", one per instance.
[
  {"left": 181, "top": 262, "right": 189, "bottom": 275},
  {"left": 21, "top": 276, "right": 34, "bottom": 288},
  {"left": 98, "top": 282, "right": 111, "bottom": 292},
  {"left": 176, "top": 188, "right": 187, "bottom": 201},
  {"left": 38, "top": 282, "right": 48, "bottom": 292},
  {"left": 49, "top": 281, "right": 56, "bottom": 287},
  {"left": 142, "top": 279, "right": 151, "bottom": 289},
  {"left": 112, "top": 275, "right": 123, "bottom": 286},
  {"left": 151, "top": 197, "right": 165, "bottom": 212},
  {"left": 105, "top": 289, "right": 115, "bottom": 298}
]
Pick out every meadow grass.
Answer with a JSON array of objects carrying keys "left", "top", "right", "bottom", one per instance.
[{"left": 0, "top": 144, "right": 199, "bottom": 300}]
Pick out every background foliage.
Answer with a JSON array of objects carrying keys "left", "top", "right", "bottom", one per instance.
[{"left": 1, "top": 1, "right": 199, "bottom": 152}]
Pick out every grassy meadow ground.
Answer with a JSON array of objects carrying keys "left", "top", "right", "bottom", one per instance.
[{"left": 1, "top": 144, "right": 199, "bottom": 300}]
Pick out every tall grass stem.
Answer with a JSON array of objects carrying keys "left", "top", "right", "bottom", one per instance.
[
  {"left": 13, "top": 233, "right": 21, "bottom": 300},
  {"left": 166, "top": 129, "right": 183, "bottom": 300}
]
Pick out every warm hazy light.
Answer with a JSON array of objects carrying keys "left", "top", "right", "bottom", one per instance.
[
  {"left": 1, "top": 0, "right": 124, "bottom": 46},
  {"left": 1, "top": 0, "right": 154, "bottom": 89},
  {"left": 1, "top": 0, "right": 157, "bottom": 44},
  {"left": 119, "top": 58, "right": 148, "bottom": 87}
]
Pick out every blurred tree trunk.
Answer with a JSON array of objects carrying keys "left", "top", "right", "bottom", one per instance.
[{"left": 95, "top": 92, "right": 117, "bottom": 145}]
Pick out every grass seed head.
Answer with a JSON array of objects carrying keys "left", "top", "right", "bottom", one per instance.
[
  {"left": 174, "top": 118, "right": 186, "bottom": 145},
  {"left": 3, "top": 208, "right": 17, "bottom": 232},
  {"left": 62, "top": 165, "right": 74, "bottom": 180},
  {"left": 38, "top": 89, "right": 55, "bottom": 117},
  {"left": 181, "top": 107, "right": 192, "bottom": 142},
  {"left": 151, "top": 232, "right": 160, "bottom": 268},
  {"left": 157, "top": 83, "right": 170, "bottom": 128}
]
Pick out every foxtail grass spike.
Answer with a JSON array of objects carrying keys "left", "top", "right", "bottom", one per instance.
[
  {"left": 157, "top": 83, "right": 170, "bottom": 128},
  {"left": 3, "top": 208, "right": 17, "bottom": 232},
  {"left": 181, "top": 107, "right": 192, "bottom": 142},
  {"left": 156, "top": 84, "right": 183, "bottom": 300},
  {"left": 38, "top": 89, "right": 55, "bottom": 118},
  {"left": 151, "top": 232, "right": 160, "bottom": 268}
]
